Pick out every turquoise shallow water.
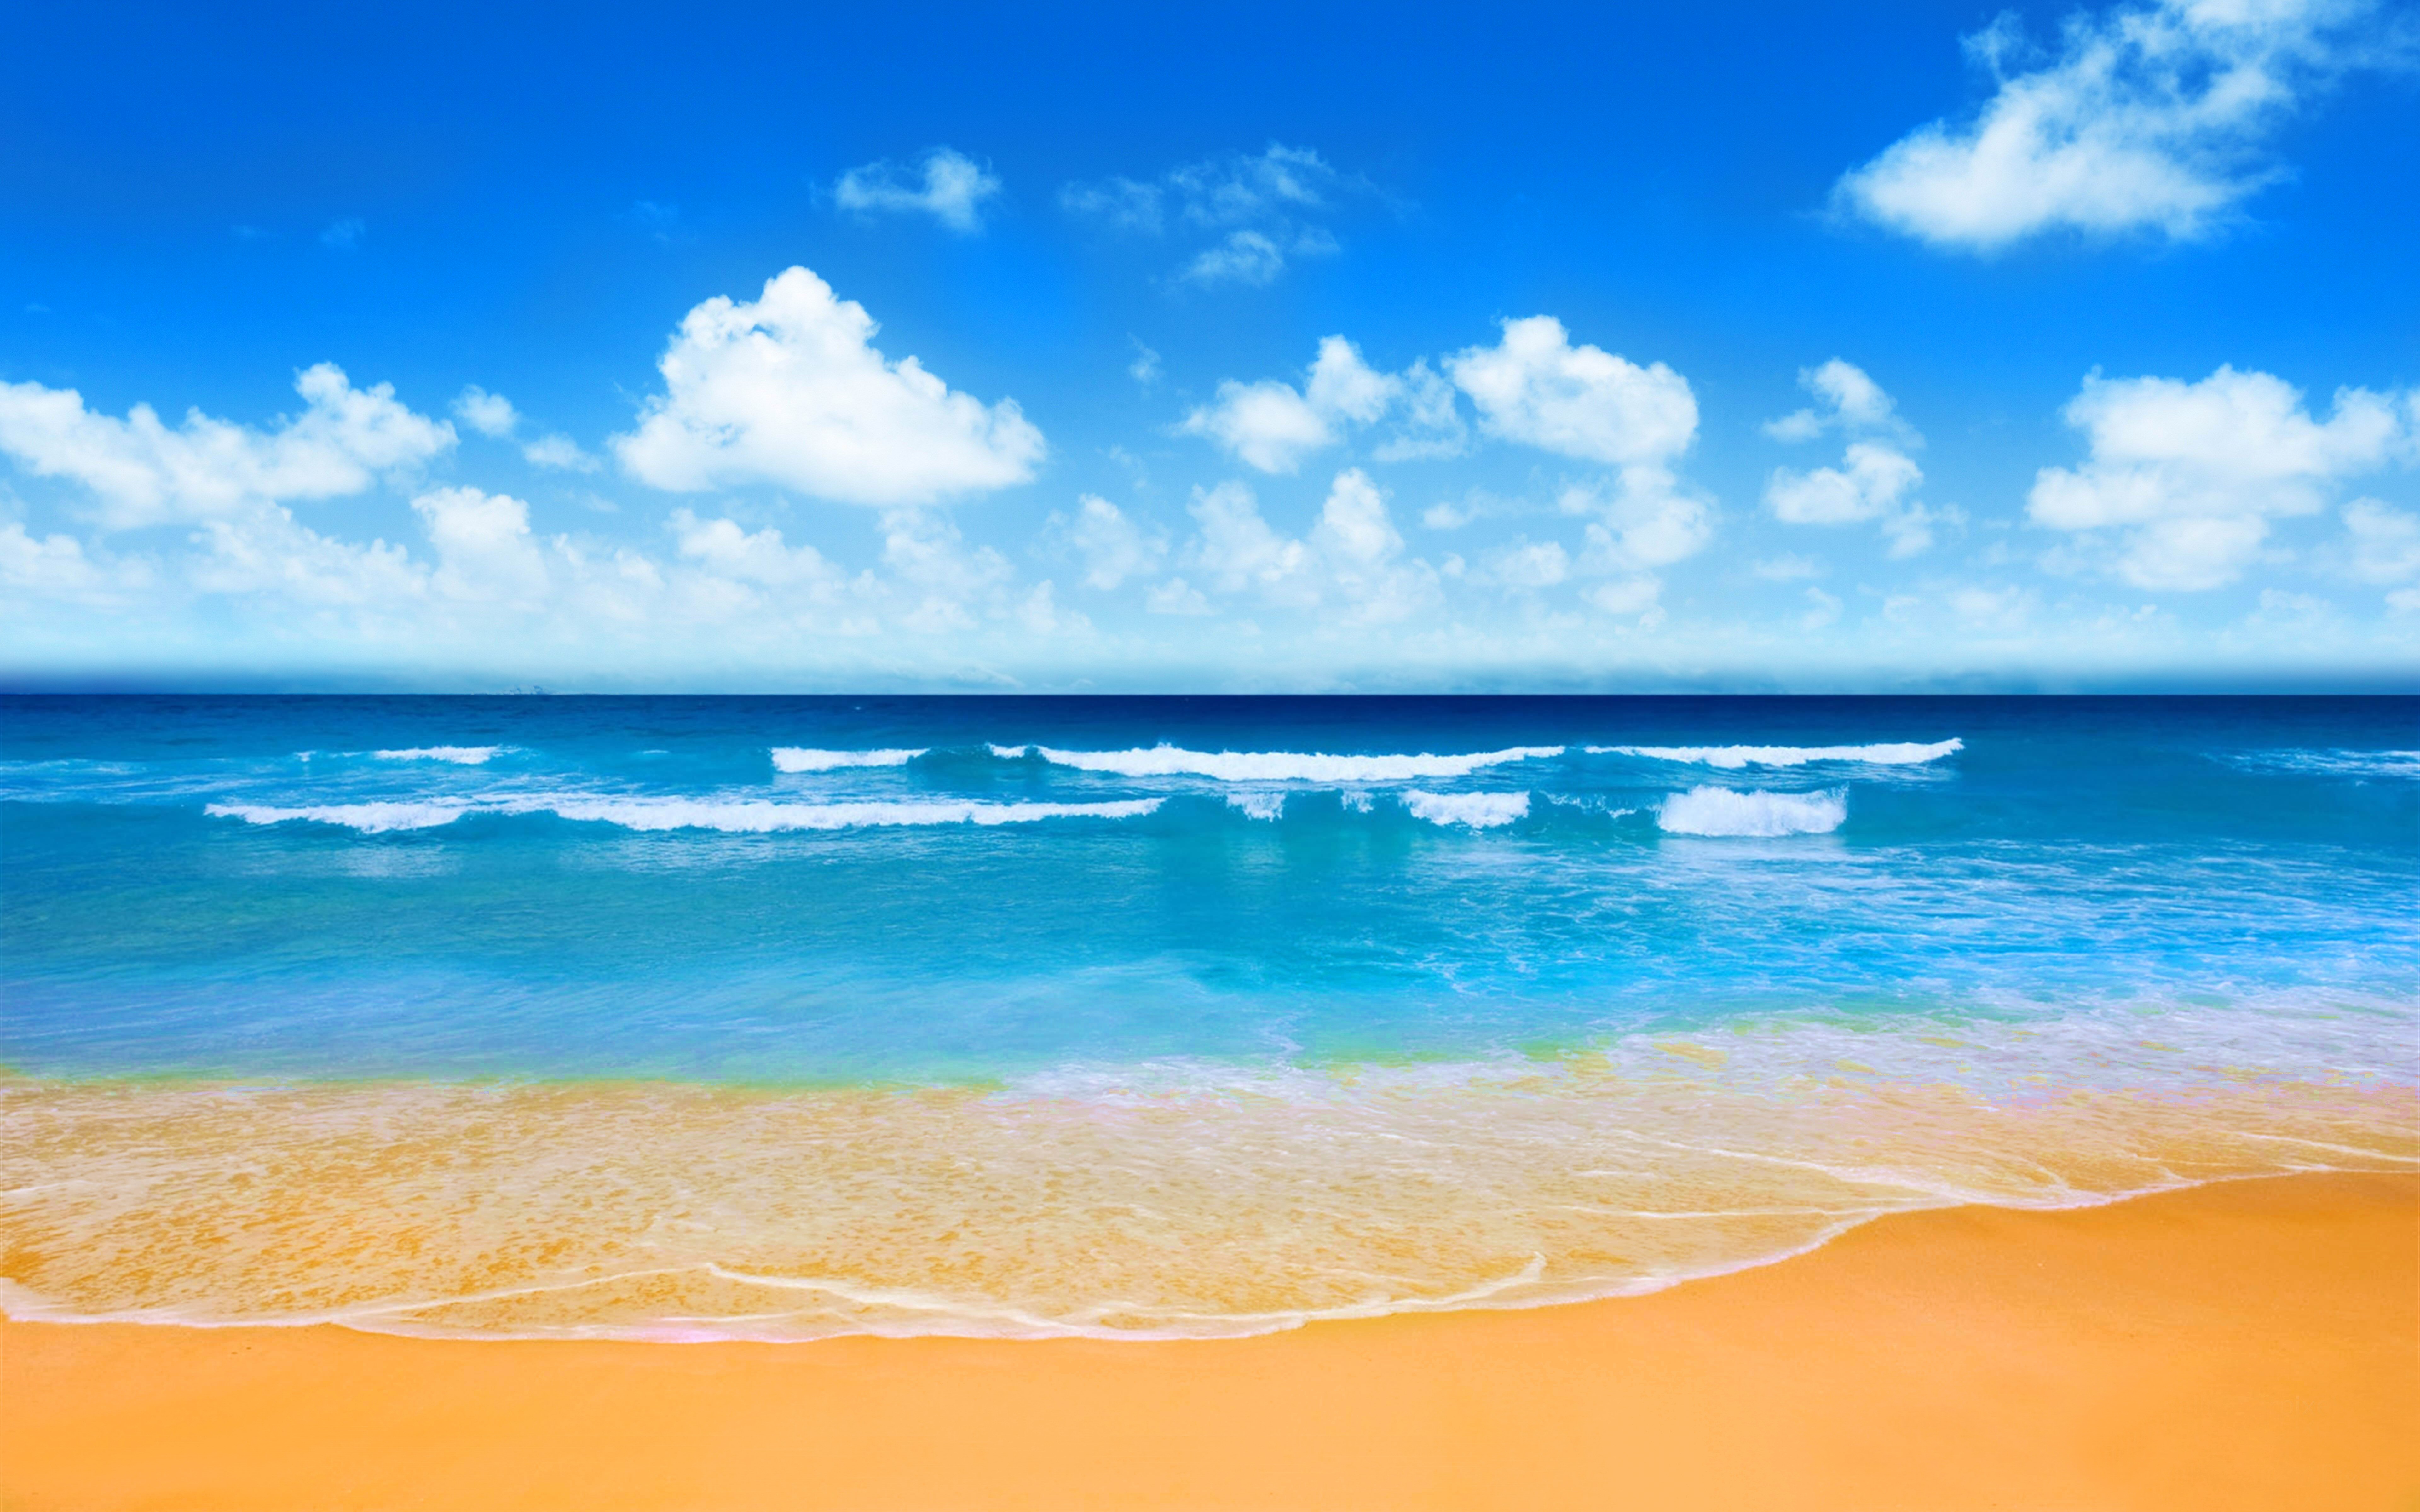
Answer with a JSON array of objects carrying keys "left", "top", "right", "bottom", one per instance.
[
  {"left": 2, "top": 694, "right": 2414, "bottom": 1338},
  {"left": 4, "top": 693, "right": 2414, "bottom": 1083}
]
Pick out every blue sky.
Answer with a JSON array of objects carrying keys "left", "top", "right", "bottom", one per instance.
[{"left": 3, "top": 0, "right": 2416, "bottom": 689}]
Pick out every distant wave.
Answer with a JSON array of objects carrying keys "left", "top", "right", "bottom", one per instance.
[
  {"left": 2222, "top": 749, "right": 2420, "bottom": 781},
  {"left": 1596, "top": 739, "right": 1959, "bottom": 769},
  {"left": 1657, "top": 787, "right": 1846, "bottom": 837},
  {"left": 372, "top": 746, "right": 503, "bottom": 765},
  {"left": 207, "top": 796, "right": 1162, "bottom": 835},
  {"left": 1403, "top": 791, "right": 1530, "bottom": 828},
  {"left": 770, "top": 747, "right": 926, "bottom": 773},
  {"left": 998, "top": 743, "right": 1564, "bottom": 782}
]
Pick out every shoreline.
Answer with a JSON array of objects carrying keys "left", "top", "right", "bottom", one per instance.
[{"left": 5, "top": 1171, "right": 2413, "bottom": 1510}]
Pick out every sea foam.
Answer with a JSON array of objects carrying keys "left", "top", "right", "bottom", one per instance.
[
  {"left": 1656, "top": 787, "right": 1846, "bottom": 837},
  {"left": 1403, "top": 791, "right": 1530, "bottom": 828},
  {"left": 208, "top": 796, "right": 1162, "bottom": 834},
  {"left": 1002, "top": 743, "right": 1564, "bottom": 782},
  {"left": 372, "top": 746, "right": 503, "bottom": 764},
  {"left": 771, "top": 747, "right": 926, "bottom": 773},
  {"left": 1597, "top": 739, "right": 1960, "bottom": 769}
]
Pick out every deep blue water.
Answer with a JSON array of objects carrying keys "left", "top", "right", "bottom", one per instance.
[{"left": 3, "top": 694, "right": 2413, "bottom": 1084}]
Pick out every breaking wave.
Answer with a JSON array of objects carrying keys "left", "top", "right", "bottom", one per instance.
[
  {"left": 371, "top": 746, "right": 503, "bottom": 764},
  {"left": 1656, "top": 787, "right": 1847, "bottom": 837},
  {"left": 771, "top": 747, "right": 926, "bottom": 773},
  {"left": 1403, "top": 791, "right": 1530, "bottom": 828},
  {"left": 1596, "top": 740, "right": 1960, "bottom": 769},
  {"left": 996, "top": 744, "right": 1564, "bottom": 782}
]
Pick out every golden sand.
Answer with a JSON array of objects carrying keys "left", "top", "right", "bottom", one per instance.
[{"left": 4, "top": 1171, "right": 2412, "bottom": 1511}]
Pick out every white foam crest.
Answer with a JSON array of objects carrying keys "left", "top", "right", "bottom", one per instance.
[
  {"left": 1013, "top": 743, "right": 1564, "bottom": 782},
  {"left": 1225, "top": 791, "right": 1286, "bottom": 821},
  {"left": 2223, "top": 748, "right": 2420, "bottom": 780},
  {"left": 372, "top": 746, "right": 503, "bottom": 765},
  {"left": 1403, "top": 790, "right": 1530, "bottom": 828},
  {"left": 1595, "top": 739, "right": 1961, "bottom": 769},
  {"left": 208, "top": 796, "right": 1163, "bottom": 834},
  {"left": 1657, "top": 787, "right": 1846, "bottom": 837},
  {"left": 770, "top": 747, "right": 926, "bottom": 773},
  {"left": 205, "top": 801, "right": 472, "bottom": 833}
]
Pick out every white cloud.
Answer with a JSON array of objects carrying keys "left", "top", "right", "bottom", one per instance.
[
  {"left": 2028, "top": 364, "right": 2411, "bottom": 589},
  {"left": 1836, "top": 0, "right": 2388, "bottom": 250},
  {"left": 1763, "top": 358, "right": 1908, "bottom": 441},
  {"left": 320, "top": 218, "right": 365, "bottom": 250},
  {"left": 411, "top": 486, "right": 551, "bottom": 604},
  {"left": 614, "top": 266, "right": 1045, "bottom": 506},
  {"left": 834, "top": 148, "right": 1002, "bottom": 234},
  {"left": 453, "top": 385, "right": 600, "bottom": 473},
  {"left": 2339, "top": 498, "right": 2420, "bottom": 587},
  {"left": 1447, "top": 316, "right": 1698, "bottom": 468},
  {"left": 1181, "top": 469, "right": 1432, "bottom": 622},
  {"left": 1128, "top": 341, "right": 1161, "bottom": 387},
  {"left": 1047, "top": 494, "right": 1165, "bottom": 591},
  {"left": 1183, "top": 335, "right": 1402, "bottom": 473},
  {"left": 0, "top": 364, "right": 454, "bottom": 529},
  {"left": 666, "top": 508, "right": 838, "bottom": 591},
  {"left": 880, "top": 508, "right": 1017, "bottom": 633},
  {"left": 1372, "top": 360, "right": 1472, "bottom": 462},
  {"left": 1145, "top": 576, "right": 1212, "bottom": 616},
  {"left": 185, "top": 506, "right": 427, "bottom": 609},
  {"left": 0, "top": 521, "right": 153, "bottom": 605},
  {"left": 1063, "top": 145, "right": 1364, "bottom": 286},
  {"left": 1765, "top": 361, "right": 1939, "bottom": 557},
  {"left": 1480, "top": 538, "right": 1571, "bottom": 591},
  {"left": 452, "top": 386, "right": 519, "bottom": 438}
]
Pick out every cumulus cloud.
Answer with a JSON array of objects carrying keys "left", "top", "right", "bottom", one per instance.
[
  {"left": 2336, "top": 498, "right": 2420, "bottom": 592},
  {"left": 412, "top": 486, "right": 551, "bottom": 603},
  {"left": 1182, "top": 335, "right": 1402, "bottom": 472},
  {"left": 452, "top": 386, "right": 600, "bottom": 473},
  {"left": 833, "top": 148, "right": 1002, "bottom": 234},
  {"left": 1447, "top": 316, "right": 1698, "bottom": 469},
  {"left": 0, "top": 521, "right": 154, "bottom": 605},
  {"left": 1764, "top": 361, "right": 1940, "bottom": 557},
  {"left": 0, "top": 364, "right": 453, "bottom": 529},
  {"left": 1181, "top": 469, "right": 1433, "bottom": 622},
  {"left": 1046, "top": 494, "right": 1165, "bottom": 591},
  {"left": 614, "top": 266, "right": 1045, "bottom": 506},
  {"left": 2028, "top": 364, "right": 2412, "bottom": 589},
  {"left": 1062, "top": 145, "right": 1367, "bottom": 286},
  {"left": 1836, "top": 0, "right": 2392, "bottom": 250}
]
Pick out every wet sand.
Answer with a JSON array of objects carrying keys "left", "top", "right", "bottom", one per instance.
[{"left": 3, "top": 1171, "right": 2413, "bottom": 1510}]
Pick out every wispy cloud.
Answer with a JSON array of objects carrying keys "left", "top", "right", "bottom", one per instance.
[{"left": 834, "top": 147, "right": 1002, "bottom": 234}]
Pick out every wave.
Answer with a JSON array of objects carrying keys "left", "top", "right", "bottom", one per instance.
[
  {"left": 1656, "top": 787, "right": 1846, "bottom": 837},
  {"left": 1595, "top": 739, "right": 1960, "bottom": 769},
  {"left": 207, "top": 796, "right": 1164, "bottom": 835},
  {"left": 2222, "top": 749, "right": 2420, "bottom": 781},
  {"left": 1403, "top": 791, "right": 1530, "bottom": 828},
  {"left": 372, "top": 746, "right": 503, "bottom": 765},
  {"left": 1225, "top": 792, "right": 1286, "bottom": 821},
  {"left": 999, "top": 743, "right": 1564, "bottom": 782},
  {"left": 770, "top": 747, "right": 926, "bottom": 773},
  {"left": 204, "top": 800, "right": 470, "bottom": 833}
]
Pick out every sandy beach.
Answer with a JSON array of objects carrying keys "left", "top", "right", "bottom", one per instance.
[{"left": 3, "top": 1170, "right": 2411, "bottom": 1510}]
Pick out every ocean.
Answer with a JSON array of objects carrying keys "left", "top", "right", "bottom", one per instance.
[{"left": 2, "top": 694, "right": 2413, "bottom": 1340}]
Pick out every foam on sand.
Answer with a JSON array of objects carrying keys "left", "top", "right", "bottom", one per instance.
[
  {"left": 770, "top": 747, "right": 926, "bottom": 773},
  {"left": 1597, "top": 740, "right": 1960, "bottom": 769},
  {"left": 999, "top": 744, "right": 1565, "bottom": 782},
  {"left": 1656, "top": 787, "right": 1846, "bottom": 837}
]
